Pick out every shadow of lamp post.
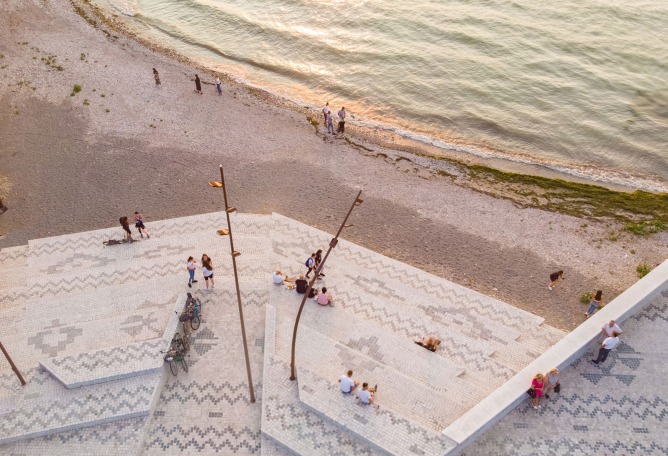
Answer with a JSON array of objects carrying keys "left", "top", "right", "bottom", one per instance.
[
  {"left": 290, "top": 190, "right": 363, "bottom": 380},
  {"left": 209, "top": 165, "right": 255, "bottom": 403}
]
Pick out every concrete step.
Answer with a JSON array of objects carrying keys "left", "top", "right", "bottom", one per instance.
[
  {"left": 297, "top": 365, "right": 457, "bottom": 456},
  {"left": 275, "top": 317, "right": 470, "bottom": 431},
  {"left": 0, "top": 371, "right": 161, "bottom": 445}
]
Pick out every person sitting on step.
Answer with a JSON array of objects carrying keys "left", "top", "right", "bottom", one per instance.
[
  {"left": 358, "top": 382, "right": 377, "bottom": 404},
  {"left": 338, "top": 370, "right": 359, "bottom": 394},
  {"left": 415, "top": 336, "right": 441, "bottom": 352}
]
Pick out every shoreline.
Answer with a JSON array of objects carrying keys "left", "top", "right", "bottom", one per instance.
[
  {"left": 1, "top": 0, "right": 666, "bottom": 333},
  {"left": 97, "top": 0, "right": 668, "bottom": 194}
]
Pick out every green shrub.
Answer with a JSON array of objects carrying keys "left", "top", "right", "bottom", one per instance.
[
  {"left": 72, "top": 84, "right": 82, "bottom": 94},
  {"left": 636, "top": 263, "right": 652, "bottom": 278},
  {"left": 580, "top": 292, "right": 593, "bottom": 305}
]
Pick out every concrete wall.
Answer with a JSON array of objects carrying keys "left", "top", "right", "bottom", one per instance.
[{"left": 442, "top": 259, "right": 668, "bottom": 455}]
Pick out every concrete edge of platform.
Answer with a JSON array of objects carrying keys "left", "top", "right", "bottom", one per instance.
[{"left": 441, "top": 258, "right": 668, "bottom": 455}]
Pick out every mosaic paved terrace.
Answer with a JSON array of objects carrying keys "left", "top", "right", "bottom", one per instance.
[{"left": 0, "top": 211, "right": 568, "bottom": 455}]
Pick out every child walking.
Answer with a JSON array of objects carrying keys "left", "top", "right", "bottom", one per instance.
[
  {"left": 187, "top": 256, "right": 198, "bottom": 288},
  {"left": 134, "top": 211, "right": 150, "bottom": 238}
]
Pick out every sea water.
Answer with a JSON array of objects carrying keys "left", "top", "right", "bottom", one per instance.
[{"left": 106, "top": 0, "right": 668, "bottom": 190}]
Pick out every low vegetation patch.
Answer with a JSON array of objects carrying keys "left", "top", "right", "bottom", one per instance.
[
  {"left": 70, "top": 84, "right": 82, "bottom": 96},
  {"left": 580, "top": 292, "right": 593, "bottom": 305},
  {"left": 461, "top": 163, "right": 668, "bottom": 233},
  {"left": 636, "top": 263, "right": 652, "bottom": 278},
  {"left": 624, "top": 219, "right": 665, "bottom": 236}
]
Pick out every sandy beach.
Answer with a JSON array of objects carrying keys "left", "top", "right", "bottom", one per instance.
[{"left": 0, "top": 0, "right": 666, "bottom": 331}]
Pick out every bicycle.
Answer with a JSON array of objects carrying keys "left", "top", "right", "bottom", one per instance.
[
  {"left": 162, "top": 345, "right": 188, "bottom": 376},
  {"left": 171, "top": 332, "right": 190, "bottom": 353},
  {"left": 178, "top": 293, "right": 203, "bottom": 331}
]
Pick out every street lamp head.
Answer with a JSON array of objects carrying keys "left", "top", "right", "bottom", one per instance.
[
  {"left": 343, "top": 224, "right": 354, "bottom": 228},
  {"left": 226, "top": 207, "right": 238, "bottom": 213},
  {"left": 232, "top": 251, "right": 241, "bottom": 258},
  {"left": 354, "top": 198, "right": 363, "bottom": 206},
  {"left": 209, "top": 181, "right": 223, "bottom": 188},
  {"left": 216, "top": 229, "right": 230, "bottom": 236}
]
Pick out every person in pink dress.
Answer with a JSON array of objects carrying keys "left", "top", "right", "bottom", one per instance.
[{"left": 530, "top": 373, "right": 545, "bottom": 409}]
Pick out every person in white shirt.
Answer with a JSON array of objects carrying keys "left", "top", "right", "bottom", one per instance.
[
  {"left": 322, "top": 102, "right": 330, "bottom": 126},
  {"left": 338, "top": 370, "right": 359, "bottom": 393},
  {"left": 592, "top": 332, "right": 620, "bottom": 365},
  {"left": 336, "top": 107, "right": 346, "bottom": 135},
  {"left": 358, "top": 382, "right": 376, "bottom": 404},
  {"left": 273, "top": 271, "right": 284, "bottom": 284},
  {"left": 186, "top": 256, "right": 198, "bottom": 288},
  {"left": 601, "top": 320, "right": 622, "bottom": 338}
]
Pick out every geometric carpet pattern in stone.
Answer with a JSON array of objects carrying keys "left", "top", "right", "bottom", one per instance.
[{"left": 463, "top": 293, "right": 668, "bottom": 456}]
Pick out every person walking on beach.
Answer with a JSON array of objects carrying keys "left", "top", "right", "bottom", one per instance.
[
  {"left": 153, "top": 68, "right": 161, "bottom": 86},
  {"left": 187, "top": 256, "right": 198, "bottom": 288},
  {"left": 336, "top": 107, "right": 346, "bottom": 135},
  {"left": 322, "top": 102, "right": 330, "bottom": 126},
  {"left": 119, "top": 216, "right": 133, "bottom": 242},
  {"left": 134, "top": 211, "right": 150, "bottom": 239},
  {"left": 194, "top": 74, "right": 203, "bottom": 94},
  {"left": 548, "top": 270, "right": 564, "bottom": 290},
  {"left": 326, "top": 111, "right": 335, "bottom": 135},
  {"left": 201, "top": 254, "right": 214, "bottom": 289},
  {"left": 215, "top": 77, "right": 222, "bottom": 96},
  {"left": 592, "top": 331, "right": 620, "bottom": 365},
  {"left": 585, "top": 290, "right": 604, "bottom": 318}
]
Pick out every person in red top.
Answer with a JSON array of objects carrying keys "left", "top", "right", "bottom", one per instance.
[{"left": 530, "top": 373, "right": 545, "bottom": 409}]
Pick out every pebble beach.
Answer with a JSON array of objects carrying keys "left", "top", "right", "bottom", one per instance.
[{"left": 0, "top": 0, "right": 666, "bottom": 331}]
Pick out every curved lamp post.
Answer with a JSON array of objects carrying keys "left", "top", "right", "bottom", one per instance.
[
  {"left": 209, "top": 165, "right": 255, "bottom": 403},
  {"left": 289, "top": 190, "right": 363, "bottom": 380},
  {"left": 0, "top": 341, "right": 26, "bottom": 386}
]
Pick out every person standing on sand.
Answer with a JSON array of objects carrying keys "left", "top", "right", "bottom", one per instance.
[
  {"left": 326, "top": 111, "right": 335, "bottom": 135},
  {"left": 153, "top": 68, "right": 161, "bottom": 86},
  {"left": 336, "top": 107, "right": 346, "bottom": 135},
  {"left": 322, "top": 102, "right": 330, "bottom": 126},
  {"left": 195, "top": 74, "right": 202, "bottom": 94},
  {"left": 215, "top": 77, "right": 222, "bottom": 96},
  {"left": 548, "top": 270, "right": 563, "bottom": 290}
]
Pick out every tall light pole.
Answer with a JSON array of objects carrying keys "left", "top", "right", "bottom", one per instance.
[
  {"left": 209, "top": 165, "right": 255, "bottom": 403},
  {"left": 0, "top": 341, "right": 26, "bottom": 386},
  {"left": 290, "top": 190, "right": 363, "bottom": 380}
]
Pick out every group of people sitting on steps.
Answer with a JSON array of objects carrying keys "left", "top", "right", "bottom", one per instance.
[
  {"left": 338, "top": 370, "right": 378, "bottom": 405},
  {"left": 272, "top": 249, "right": 335, "bottom": 307}
]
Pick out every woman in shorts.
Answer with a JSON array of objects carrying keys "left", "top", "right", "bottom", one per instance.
[
  {"left": 201, "top": 254, "right": 214, "bottom": 289},
  {"left": 119, "top": 216, "right": 132, "bottom": 242}
]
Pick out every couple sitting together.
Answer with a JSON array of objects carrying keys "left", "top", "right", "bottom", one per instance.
[{"left": 338, "top": 370, "right": 377, "bottom": 404}]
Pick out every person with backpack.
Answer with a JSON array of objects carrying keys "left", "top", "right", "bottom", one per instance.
[{"left": 305, "top": 253, "right": 316, "bottom": 278}]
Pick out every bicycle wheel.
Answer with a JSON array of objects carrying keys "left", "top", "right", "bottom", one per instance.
[
  {"left": 180, "top": 336, "right": 190, "bottom": 352},
  {"left": 191, "top": 315, "right": 200, "bottom": 330},
  {"left": 169, "top": 360, "right": 178, "bottom": 376},
  {"left": 180, "top": 358, "right": 188, "bottom": 373}
]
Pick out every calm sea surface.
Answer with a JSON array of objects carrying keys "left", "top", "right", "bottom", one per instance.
[{"left": 107, "top": 0, "right": 668, "bottom": 190}]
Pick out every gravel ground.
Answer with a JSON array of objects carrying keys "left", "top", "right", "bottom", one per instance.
[{"left": 1, "top": 0, "right": 665, "bottom": 331}]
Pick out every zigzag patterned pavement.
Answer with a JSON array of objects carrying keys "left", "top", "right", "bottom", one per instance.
[
  {"left": 1, "top": 211, "right": 570, "bottom": 455},
  {"left": 464, "top": 292, "right": 668, "bottom": 455}
]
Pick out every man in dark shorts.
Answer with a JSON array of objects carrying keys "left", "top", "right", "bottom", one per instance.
[
  {"left": 548, "top": 270, "right": 564, "bottom": 290},
  {"left": 134, "top": 211, "right": 150, "bottom": 238},
  {"left": 119, "top": 216, "right": 133, "bottom": 242}
]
